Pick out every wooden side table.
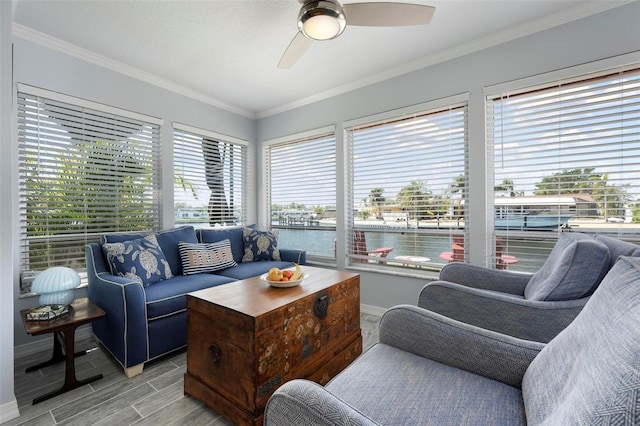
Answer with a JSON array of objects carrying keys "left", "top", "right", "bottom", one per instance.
[{"left": 21, "top": 297, "right": 106, "bottom": 404}]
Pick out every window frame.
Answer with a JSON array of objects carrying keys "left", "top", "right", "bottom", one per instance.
[
  {"left": 344, "top": 94, "right": 469, "bottom": 275},
  {"left": 173, "top": 122, "right": 249, "bottom": 229},
  {"left": 17, "top": 84, "right": 163, "bottom": 294},
  {"left": 262, "top": 126, "right": 337, "bottom": 262},
  {"left": 485, "top": 53, "right": 640, "bottom": 272}
]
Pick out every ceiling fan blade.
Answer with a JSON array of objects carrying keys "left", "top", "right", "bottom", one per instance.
[
  {"left": 343, "top": 2, "right": 435, "bottom": 27},
  {"left": 278, "top": 32, "right": 313, "bottom": 69}
]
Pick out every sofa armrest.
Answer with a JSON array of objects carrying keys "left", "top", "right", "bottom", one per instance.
[
  {"left": 279, "top": 248, "right": 306, "bottom": 265},
  {"left": 418, "top": 281, "right": 588, "bottom": 343},
  {"left": 439, "top": 262, "right": 532, "bottom": 295},
  {"left": 265, "top": 380, "right": 379, "bottom": 426},
  {"left": 86, "top": 243, "right": 149, "bottom": 369},
  {"left": 379, "top": 304, "right": 544, "bottom": 387}
]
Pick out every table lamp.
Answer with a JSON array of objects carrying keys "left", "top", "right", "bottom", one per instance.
[{"left": 32, "top": 266, "right": 80, "bottom": 306}]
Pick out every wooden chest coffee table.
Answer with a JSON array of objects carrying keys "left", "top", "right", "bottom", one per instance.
[{"left": 184, "top": 266, "right": 361, "bottom": 426}]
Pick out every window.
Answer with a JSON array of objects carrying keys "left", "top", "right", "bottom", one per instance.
[
  {"left": 173, "top": 124, "right": 247, "bottom": 228},
  {"left": 345, "top": 95, "right": 468, "bottom": 272},
  {"left": 17, "top": 85, "right": 162, "bottom": 293},
  {"left": 264, "top": 128, "right": 336, "bottom": 259},
  {"left": 487, "top": 63, "right": 640, "bottom": 272}
]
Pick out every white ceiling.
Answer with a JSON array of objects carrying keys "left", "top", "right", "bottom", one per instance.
[{"left": 11, "top": 0, "right": 630, "bottom": 118}]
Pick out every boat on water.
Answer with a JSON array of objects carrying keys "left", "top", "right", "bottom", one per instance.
[
  {"left": 493, "top": 195, "right": 584, "bottom": 230},
  {"left": 495, "top": 212, "right": 573, "bottom": 230}
]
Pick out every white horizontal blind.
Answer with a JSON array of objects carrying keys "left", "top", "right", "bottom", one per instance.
[
  {"left": 345, "top": 101, "right": 468, "bottom": 270},
  {"left": 265, "top": 131, "right": 336, "bottom": 258},
  {"left": 173, "top": 125, "right": 247, "bottom": 228},
  {"left": 488, "top": 66, "right": 640, "bottom": 272},
  {"left": 17, "top": 90, "right": 161, "bottom": 293}
]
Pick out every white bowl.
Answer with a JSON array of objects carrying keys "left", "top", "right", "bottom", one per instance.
[{"left": 260, "top": 272, "right": 309, "bottom": 288}]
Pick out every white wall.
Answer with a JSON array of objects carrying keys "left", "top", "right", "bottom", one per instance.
[
  {"left": 256, "top": 2, "right": 640, "bottom": 311},
  {"left": 0, "top": 1, "right": 19, "bottom": 422}
]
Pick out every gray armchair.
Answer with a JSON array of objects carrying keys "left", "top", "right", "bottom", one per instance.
[
  {"left": 265, "top": 256, "right": 640, "bottom": 425},
  {"left": 418, "top": 232, "right": 612, "bottom": 342}
]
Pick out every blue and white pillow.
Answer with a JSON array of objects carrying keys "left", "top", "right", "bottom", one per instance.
[
  {"left": 102, "top": 235, "right": 173, "bottom": 286},
  {"left": 242, "top": 228, "right": 280, "bottom": 262},
  {"left": 178, "top": 240, "right": 237, "bottom": 275}
]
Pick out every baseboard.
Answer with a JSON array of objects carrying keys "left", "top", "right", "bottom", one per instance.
[
  {"left": 360, "top": 303, "right": 386, "bottom": 317},
  {"left": 14, "top": 324, "right": 94, "bottom": 359},
  {"left": 0, "top": 398, "right": 19, "bottom": 423}
]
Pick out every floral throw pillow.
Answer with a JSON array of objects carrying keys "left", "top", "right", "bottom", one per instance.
[
  {"left": 242, "top": 228, "right": 281, "bottom": 262},
  {"left": 102, "top": 234, "right": 173, "bottom": 286}
]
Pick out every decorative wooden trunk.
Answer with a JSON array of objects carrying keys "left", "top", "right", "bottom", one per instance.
[{"left": 184, "top": 267, "right": 361, "bottom": 426}]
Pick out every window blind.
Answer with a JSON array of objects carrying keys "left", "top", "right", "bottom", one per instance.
[
  {"left": 17, "top": 88, "right": 162, "bottom": 293},
  {"left": 345, "top": 99, "right": 468, "bottom": 271},
  {"left": 265, "top": 130, "right": 336, "bottom": 258},
  {"left": 173, "top": 124, "right": 247, "bottom": 228},
  {"left": 487, "top": 66, "right": 640, "bottom": 272}
]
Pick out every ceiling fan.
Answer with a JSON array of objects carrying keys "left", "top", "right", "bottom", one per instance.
[{"left": 278, "top": 1, "right": 435, "bottom": 69}]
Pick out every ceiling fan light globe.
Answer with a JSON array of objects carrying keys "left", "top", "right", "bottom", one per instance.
[{"left": 298, "top": 0, "right": 346, "bottom": 41}]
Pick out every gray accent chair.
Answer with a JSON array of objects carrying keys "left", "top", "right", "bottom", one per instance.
[
  {"left": 418, "top": 232, "right": 612, "bottom": 342},
  {"left": 264, "top": 256, "right": 640, "bottom": 425}
]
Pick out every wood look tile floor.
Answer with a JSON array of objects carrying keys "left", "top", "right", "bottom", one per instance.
[{"left": 4, "top": 313, "right": 381, "bottom": 426}]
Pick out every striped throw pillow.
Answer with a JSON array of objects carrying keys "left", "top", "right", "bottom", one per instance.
[{"left": 178, "top": 239, "right": 237, "bottom": 275}]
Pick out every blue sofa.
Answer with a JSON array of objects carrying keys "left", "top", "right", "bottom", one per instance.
[
  {"left": 265, "top": 255, "right": 640, "bottom": 425},
  {"left": 86, "top": 225, "right": 306, "bottom": 377}
]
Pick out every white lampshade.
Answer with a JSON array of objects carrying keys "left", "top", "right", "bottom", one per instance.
[
  {"left": 298, "top": 1, "right": 346, "bottom": 41},
  {"left": 32, "top": 266, "right": 80, "bottom": 306}
]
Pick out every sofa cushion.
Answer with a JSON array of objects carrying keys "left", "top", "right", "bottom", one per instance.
[
  {"left": 102, "top": 235, "right": 173, "bottom": 287},
  {"left": 101, "top": 232, "right": 146, "bottom": 244},
  {"left": 524, "top": 233, "right": 610, "bottom": 301},
  {"left": 197, "top": 226, "right": 246, "bottom": 264},
  {"left": 100, "top": 226, "right": 198, "bottom": 276},
  {"left": 242, "top": 228, "right": 281, "bottom": 262},
  {"left": 522, "top": 256, "right": 640, "bottom": 424},
  {"left": 326, "top": 343, "right": 526, "bottom": 424},
  {"left": 178, "top": 240, "right": 237, "bottom": 275},
  {"left": 154, "top": 226, "right": 198, "bottom": 276},
  {"left": 144, "top": 273, "right": 236, "bottom": 320},
  {"left": 215, "top": 260, "right": 294, "bottom": 280}
]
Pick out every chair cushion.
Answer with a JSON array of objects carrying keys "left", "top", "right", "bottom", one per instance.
[
  {"left": 102, "top": 235, "right": 173, "bottom": 287},
  {"left": 178, "top": 240, "right": 237, "bottom": 275},
  {"left": 524, "top": 233, "right": 610, "bottom": 301},
  {"left": 522, "top": 256, "right": 640, "bottom": 424},
  {"left": 242, "top": 227, "right": 281, "bottom": 262},
  {"left": 594, "top": 234, "right": 640, "bottom": 269},
  {"left": 326, "top": 343, "right": 526, "bottom": 425}
]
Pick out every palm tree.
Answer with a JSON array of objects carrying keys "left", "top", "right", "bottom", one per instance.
[
  {"left": 174, "top": 172, "right": 198, "bottom": 200},
  {"left": 448, "top": 175, "right": 467, "bottom": 219},
  {"left": 397, "top": 180, "right": 432, "bottom": 221},
  {"left": 369, "top": 188, "right": 386, "bottom": 219},
  {"left": 494, "top": 178, "right": 515, "bottom": 197}
]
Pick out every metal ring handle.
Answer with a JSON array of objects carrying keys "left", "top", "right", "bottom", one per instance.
[{"left": 209, "top": 344, "right": 221, "bottom": 364}]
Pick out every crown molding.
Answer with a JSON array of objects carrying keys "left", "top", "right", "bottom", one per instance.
[
  {"left": 256, "top": 0, "right": 633, "bottom": 119},
  {"left": 11, "top": 1, "right": 633, "bottom": 121},
  {"left": 12, "top": 23, "right": 257, "bottom": 119}
]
